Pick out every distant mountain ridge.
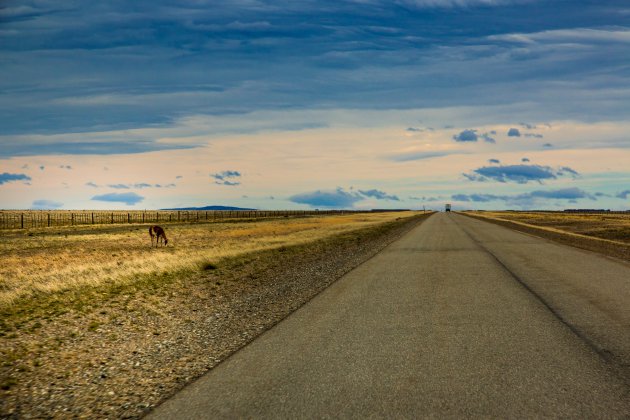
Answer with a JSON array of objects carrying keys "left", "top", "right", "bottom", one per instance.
[{"left": 161, "top": 205, "right": 256, "bottom": 211}]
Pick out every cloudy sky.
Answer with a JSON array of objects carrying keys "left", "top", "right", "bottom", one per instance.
[{"left": 1, "top": 0, "right": 629, "bottom": 210}]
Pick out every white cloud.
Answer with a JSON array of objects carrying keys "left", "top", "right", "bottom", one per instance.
[{"left": 489, "top": 28, "right": 630, "bottom": 45}]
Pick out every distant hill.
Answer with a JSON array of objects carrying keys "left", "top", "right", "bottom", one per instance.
[{"left": 162, "top": 205, "right": 256, "bottom": 211}]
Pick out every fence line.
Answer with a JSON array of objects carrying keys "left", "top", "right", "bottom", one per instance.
[{"left": 0, "top": 210, "right": 371, "bottom": 230}]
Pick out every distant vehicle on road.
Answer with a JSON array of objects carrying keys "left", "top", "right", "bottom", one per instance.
[{"left": 445, "top": 204, "right": 451, "bottom": 212}]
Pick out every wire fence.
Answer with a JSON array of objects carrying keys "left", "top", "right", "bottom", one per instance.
[{"left": 0, "top": 209, "right": 377, "bottom": 230}]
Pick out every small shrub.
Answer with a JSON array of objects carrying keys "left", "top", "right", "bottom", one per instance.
[
  {"left": 1, "top": 377, "right": 17, "bottom": 390},
  {"left": 201, "top": 262, "right": 218, "bottom": 271}
]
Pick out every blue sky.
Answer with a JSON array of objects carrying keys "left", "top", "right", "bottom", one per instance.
[{"left": 0, "top": 0, "right": 628, "bottom": 210}]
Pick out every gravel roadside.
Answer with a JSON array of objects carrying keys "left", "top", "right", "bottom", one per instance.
[{"left": 1, "top": 213, "right": 430, "bottom": 419}]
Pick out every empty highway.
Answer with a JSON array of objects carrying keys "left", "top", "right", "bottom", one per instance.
[{"left": 149, "top": 212, "right": 630, "bottom": 418}]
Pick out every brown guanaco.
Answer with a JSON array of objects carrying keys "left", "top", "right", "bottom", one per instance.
[{"left": 149, "top": 225, "right": 168, "bottom": 247}]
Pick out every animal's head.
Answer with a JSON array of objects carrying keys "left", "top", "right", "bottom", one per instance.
[{"left": 164, "top": 238, "right": 169, "bottom": 246}]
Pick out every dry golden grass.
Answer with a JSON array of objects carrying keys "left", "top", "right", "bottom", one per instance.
[
  {"left": 471, "top": 211, "right": 630, "bottom": 244},
  {"left": 0, "top": 212, "right": 417, "bottom": 308}
]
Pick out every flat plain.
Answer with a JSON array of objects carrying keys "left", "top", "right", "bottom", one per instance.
[
  {"left": 3, "top": 210, "right": 628, "bottom": 418},
  {"left": 0, "top": 211, "right": 415, "bottom": 308},
  {"left": 0, "top": 211, "right": 425, "bottom": 418}
]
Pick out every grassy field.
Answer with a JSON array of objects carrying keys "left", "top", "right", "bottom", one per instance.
[
  {"left": 468, "top": 211, "right": 630, "bottom": 244},
  {"left": 0, "top": 211, "right": 417, "bottom": 310},
  {"left": 1, "top": 210, "right": 427, "bottom": 417}
]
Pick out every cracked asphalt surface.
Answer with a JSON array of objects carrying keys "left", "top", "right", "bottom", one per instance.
[{"left": 149, "top": 212, "right": 630, "bottom": 418}]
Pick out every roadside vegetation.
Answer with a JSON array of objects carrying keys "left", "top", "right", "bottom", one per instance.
[
  {"left": 0, "top": 212, "right": 416, "bottom": 309},
  {"left": 469, "top": 211, "right": 630, "bottom": 244}
]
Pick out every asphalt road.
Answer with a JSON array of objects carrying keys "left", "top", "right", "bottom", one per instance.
[{"left": 148, "top": 212, "right": 630, "bottom": 418}]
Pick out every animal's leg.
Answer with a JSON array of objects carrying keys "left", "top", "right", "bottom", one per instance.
[{"left": 149, "top": 227, "right": 156, "bottom": 247}]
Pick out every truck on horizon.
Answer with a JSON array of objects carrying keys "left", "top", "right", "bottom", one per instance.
[{"left": 445, "top": 203, "right": 451, "bottom": 212}]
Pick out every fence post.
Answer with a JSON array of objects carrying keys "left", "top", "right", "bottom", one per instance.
[
  {"left": 128, "top": 213, "right": 131, "bottom": 224},
  {"left": 48, "top": 213, "right": 51, "bottom": 227},
  {"left": 71, "top": 213, "right": 74, "bottom": 225},
  {"left": 21, "top": 213, "right": 24, "bottom": 229},
  {"left": 143, "top": 212, "right": 145, "bottom": 223},
  {"left": 111, "top": 213, "right": 114, "bottom": 224}
]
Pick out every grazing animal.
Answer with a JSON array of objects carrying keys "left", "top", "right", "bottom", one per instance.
[{"left": 149, "top": 225, "right": 168, "bottom": 247}]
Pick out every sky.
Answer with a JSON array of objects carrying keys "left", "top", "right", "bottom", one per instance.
[{"left": 0, "top": 0, "right": 629, "bottom": 210}]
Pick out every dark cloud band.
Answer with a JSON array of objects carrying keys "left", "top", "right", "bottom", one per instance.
[{"left": 463, "top": 164, "right": 579, "bottom": 184}]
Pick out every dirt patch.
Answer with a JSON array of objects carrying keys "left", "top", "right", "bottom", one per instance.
[
  {"left": 0, "top": 213, "right": 431, "bottom": 418},
  {"left": 461, "top": 212, "right": 630, "bottom": 262}
]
